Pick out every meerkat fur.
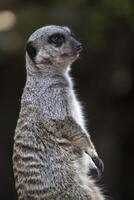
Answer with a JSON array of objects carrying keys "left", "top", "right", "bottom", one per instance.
[{"left": 13, "top": 25, "right": 105, "bottom": 200}]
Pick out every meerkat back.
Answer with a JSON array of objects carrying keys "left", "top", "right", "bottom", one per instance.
[{"left": 13, "top": 25, "right": 105, "bottom": 200}]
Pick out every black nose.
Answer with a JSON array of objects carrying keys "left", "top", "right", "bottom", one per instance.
[{"left": 75, "top": 44, "right": 82, "bottom": 51}]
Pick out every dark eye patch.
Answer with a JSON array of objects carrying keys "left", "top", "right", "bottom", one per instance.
[
  {"left": 26, "top": 41, "right": 37, "bottom": 60},
  {"left": 48, "top": 33, "right": 65, "bottom": 47}
]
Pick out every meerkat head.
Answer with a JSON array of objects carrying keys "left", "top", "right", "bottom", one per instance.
[{"left": 26, "top": 25, "right": 82, "bottom": 73}]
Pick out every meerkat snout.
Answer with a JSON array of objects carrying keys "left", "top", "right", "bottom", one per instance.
[
  {"left": 25, "top": 25, "right": 82, "bottom": 70},
  {"left": 75, "top": 43, "right": 82, "bottom": 51}
]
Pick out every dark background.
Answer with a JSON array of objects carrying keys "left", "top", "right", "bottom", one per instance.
[{"left": 0, "top": 0, "right": 134, "bottom": 199}]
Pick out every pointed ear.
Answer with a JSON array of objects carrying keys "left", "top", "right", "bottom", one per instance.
[{"left": 26, "top": 41, "right": 37, "bottom": 60}]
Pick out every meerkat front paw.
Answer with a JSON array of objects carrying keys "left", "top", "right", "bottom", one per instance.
[
  {"left": 79, "top": 151, "right": 103, "bottom": 180},
  {"left": 86, "top": 150, "right": 104, "bottom": 179},
  {"left": 88, "top": 156, "right": 104, "bottom": 179},
  {"left": 70, "top": 134, "right": 104, "bottom": 179}
]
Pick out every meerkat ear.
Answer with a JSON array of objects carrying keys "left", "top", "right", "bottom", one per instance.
[{"left": 26, "top": 41, "right": 37, "bottom": 60}]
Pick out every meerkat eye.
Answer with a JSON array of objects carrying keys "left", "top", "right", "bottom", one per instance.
[
  {"left": 26, "top": 41, "right": 37, "bottom": 60},
  {"left": 48, "top": 33, "right": 65, "bottom": 47}
]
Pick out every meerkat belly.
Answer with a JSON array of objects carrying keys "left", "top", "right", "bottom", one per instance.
[{"left": 69, "top": 90, "right": 92, "bottom": 186}]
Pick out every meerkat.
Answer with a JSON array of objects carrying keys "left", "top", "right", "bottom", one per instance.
[{"left": 13, "top": 25, "right": 105, "bottom": 200}]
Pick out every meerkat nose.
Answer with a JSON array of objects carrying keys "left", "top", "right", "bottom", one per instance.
[{"left": 75, "top": 43, "right": 82, "bottom": 51}]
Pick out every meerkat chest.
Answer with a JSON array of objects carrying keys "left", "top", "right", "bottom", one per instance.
[{"left": 69, "top": 89, "right": 85, "bottom": 130}]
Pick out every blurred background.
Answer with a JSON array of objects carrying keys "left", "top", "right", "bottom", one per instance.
[{"left": 0, "top": 0, "right": 134, "bottom": 199}]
